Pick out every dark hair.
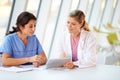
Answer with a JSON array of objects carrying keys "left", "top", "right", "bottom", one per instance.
[
  {"left": 6, "top": 11, "right": 36, "bottom": 35},
  {"left": 69, "top": 10, "right": 90, "bottom": 31}
]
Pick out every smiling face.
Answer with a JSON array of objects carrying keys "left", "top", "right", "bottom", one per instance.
[
  {"left": 20, "top": 19, "right": 36, "bottom": 36},
  {"left": 67, "top": 17, "right": 83, "bottom": 34}
]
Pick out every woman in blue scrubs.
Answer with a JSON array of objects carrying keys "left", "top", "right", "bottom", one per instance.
[{"left": 0, "top": 11, "right": 47, "bottom": 67}]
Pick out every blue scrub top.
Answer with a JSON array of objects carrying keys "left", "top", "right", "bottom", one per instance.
[{"left": 0, "top": 33, "right": 44, "bottom": 58}]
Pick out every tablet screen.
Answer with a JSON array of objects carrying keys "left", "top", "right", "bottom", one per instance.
[{"left": 46, "top": 58, "right": 71, "bottom": 69}]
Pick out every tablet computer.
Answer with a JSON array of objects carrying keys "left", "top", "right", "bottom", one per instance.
[{"left": 46, "top": 58, "right": 71, "bottom": 69}]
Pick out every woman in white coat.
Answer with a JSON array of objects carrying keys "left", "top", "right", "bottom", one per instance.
[{"left": 56, "top": 10, "right": 97, "bottom": 69}]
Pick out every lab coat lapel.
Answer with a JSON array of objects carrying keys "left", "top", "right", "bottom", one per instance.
[
  {"left": 77, "top": 30, "right": 88, "bottom": 60},
  {"left": 65, "top": 32, "right": 72, "bottom": 59}
]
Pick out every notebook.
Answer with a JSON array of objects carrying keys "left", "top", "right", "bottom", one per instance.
[{"left": 46, "top": 58, "right": 71, "bottom": 69}]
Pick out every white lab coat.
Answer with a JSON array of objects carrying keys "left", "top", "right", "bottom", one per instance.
[{"left": 55, "top": 29, "right": 97, "bottom": 67}]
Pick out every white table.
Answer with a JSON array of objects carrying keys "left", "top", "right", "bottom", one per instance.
[{"left": 0, "top": 65, "right": 120, "bottom": 80}]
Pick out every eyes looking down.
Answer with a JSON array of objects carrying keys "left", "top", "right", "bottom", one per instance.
[
  {"left": 19, "top": 19, "right": 36, "bottom": 36},
  {"left": 67, "top": 17, "right": 84, "bottom": 33}
]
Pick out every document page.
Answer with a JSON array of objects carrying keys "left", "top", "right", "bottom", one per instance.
[{"left": 0, "top": 66, "right": 33, "bottom": 73}]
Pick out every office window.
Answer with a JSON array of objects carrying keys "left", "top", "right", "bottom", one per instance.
[
  {"left": 86, "top": 0, "right": 94, "bottom": 23},
  {"left": 70, "top": 0, "right": 79, "bottom": 11},
  {"left": 112, "top": 0, "right": 120, "bottom": 27},
  {"left": 97, "top": 0, "right": 106, "bottom": 29},
  {"left": 41, "top": 0, "right": 62, "bottom": 57},
  {"left": 25, "top": 0, "right": 40, "bottom": 16},
  {"left": 0, "top": 0, "right": 13, "bottom": 45}
]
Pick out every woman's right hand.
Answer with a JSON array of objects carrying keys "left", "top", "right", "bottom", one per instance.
[
  {"left": 33, "top": 56, "right": 46, "bottom": 67},
  {"left": 31, "top": 54, "right": 47, "bottom": 67},
  {"left": 63, "top": 61, "right": 74, "bottom": 69},
  {"left": 33, "top": 61, "right": 40, "bottom": 67},
  {"left": 28, "top": 55, "right": 37, "bottom": 62},
  {"left": 27, "top": 55, "right": 40, "bottom": 67}
]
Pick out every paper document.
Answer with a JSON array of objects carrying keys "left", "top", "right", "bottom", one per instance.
[
  {"left": 19, "top": 65, "right": 46, "bottom": 70},
  {"left": 0, "top": 66, "right": 33, "bottom": 73}
]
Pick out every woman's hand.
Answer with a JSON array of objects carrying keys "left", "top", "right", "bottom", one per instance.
[
  {"left": 28, "top": 55, "right": 37, "bottom": 62},
  {"left": 33, "top": 61, "right": 40, "bottom": 67},
  {"left": 33, "top": 52, "right": 47, "bottom": 67},
  {"left": 32, "top": 56, "right": 44, "bottom": 67},
  {"left": 64, "top": 61, "right": 74, "bottom": 69}
]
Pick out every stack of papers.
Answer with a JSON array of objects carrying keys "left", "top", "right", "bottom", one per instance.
[{"left": 0, "top": 66, "right": 33, "bottom": 73}]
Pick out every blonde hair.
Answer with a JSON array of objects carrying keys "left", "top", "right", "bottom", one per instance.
[{"left": 69, "top": 10, "right": 90, "bottom": 31}]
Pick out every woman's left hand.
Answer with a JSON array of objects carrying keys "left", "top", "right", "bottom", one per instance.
[
  {"left": 33, "top": 56, "right": 46, "bottom": 67},
  {"left": 64, "top": 61, "right": 74, "bottom": 69},
  {"left": 33, "top": 53, "right": 47, "bottom": 67},
  {"left": 33, "top": 61, "right": 40, "bottom": 67},
  {"left": 37, "top": 54, "right": 47, "bottom": 64}
]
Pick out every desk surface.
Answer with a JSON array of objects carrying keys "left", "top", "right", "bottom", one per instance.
[{"left": 0, "top": 65, "right": 120, "bottom": 80}]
